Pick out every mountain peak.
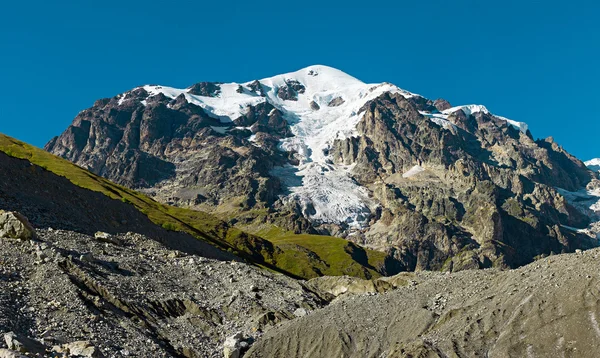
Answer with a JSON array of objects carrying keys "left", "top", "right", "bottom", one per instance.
[{"left": 259, "top": 64, "right": 366, "bottom": 89}]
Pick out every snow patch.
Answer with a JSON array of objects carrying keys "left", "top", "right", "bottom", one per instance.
[
  {"left": 442, "top": 104, "right": 490, "bottom": 117},
  {"left": 442, "top": 105, "right": 528, "bottom": 133},
  {"left": 210, "top": 126, "right": 229, "bottom": 134},
  {"left": 142, "top": 83, "right": 266, "bottom": 123},
  {"left": 495, "top": 115, "right": 529, "bottom": 133},
  {"left": 118, "top": 93, "right": 128, "bottom": 105},
  {"left": 402, "top": 165, "right": 425, "bottom": 178},
  {"left": 585, "top": 159, "right": 600, "bottom": 172},
  {"left": 556, "top": 186, "right": 600, "bottom": 241},
  {"left": 419, "top": 111, "right": 456, "bottom": 130}
]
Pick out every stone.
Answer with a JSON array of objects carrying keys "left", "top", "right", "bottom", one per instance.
[
  {"left": 3, "top": 332, "right": 46, "bottom": 355},
  {"left": 327, "top": 96, "right": 345, "bottom": 107},
  {"left": 80, "top": 253, "right": 95, "bottom": 263},
  {"left": 0, "top": 349, "right": 27, "bottom": 358},
  {"left": 223, "top": 332, "right": 244, "bottom": 358},
  {"left": 94, "top": 231, "right": 122, "bottom": 246},
  {"left": 0, "top": 211, "right": 36, "bottom": 240},
  {"left": 36, "top": 250, "right": 48, "bottom": 260},
  {"left": 52, "top": 341, "right": 104, "bottom": 357},
  {"left": 293, "top": 308, "right": 308, "bottom": 317}
]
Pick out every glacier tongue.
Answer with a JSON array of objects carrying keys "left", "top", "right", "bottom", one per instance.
[{"left": 271, "top": 163, "right": 374, "bottom": 228}]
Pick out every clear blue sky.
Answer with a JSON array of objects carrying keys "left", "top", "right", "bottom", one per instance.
[{"left": 1, "top": 0, "right": 598, "bottom": 159}]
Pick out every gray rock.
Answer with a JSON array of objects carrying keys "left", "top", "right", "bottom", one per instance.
[
  {"left": 0, "top": 211, "right": 36, "bottom": 240},
  {"left": 293, "top": 307, "right": 308, "bottom": 317},
  {"left": 0, "top": 349, "right": 27, "bottom": 358},
  {"left": 94, "top": 231, "right": 122, "bottom": 246},
  {"left": 3, "top": 332, "right": 46, "bottom": 355},
  {"left": 223, "top": 332, "right": 244, "bottom": 358},
  {"left": 80, "top": 253, "right": 95, "bottom": 263},
  {"left": 433, "top": 98, "right": 451, "bottom": 111},
  {"left": 52, "top": 341, "right": 104, "bottom": 357},
  {"left": 327, "top": 96, "right": 345, "bottom": 107}
]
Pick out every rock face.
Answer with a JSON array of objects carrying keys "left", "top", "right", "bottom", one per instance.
[
  {"left": 331, "top": 93, "right": 596, "bottom": 271},
  {"left": 46, "top": 65, "right": 598, "bottom": 274},
  {"left": 248, "top": 248, "right": 600, "bottom": 357},
  {"left": 433, "top": 98, "right": 451, "bottom": 111}
]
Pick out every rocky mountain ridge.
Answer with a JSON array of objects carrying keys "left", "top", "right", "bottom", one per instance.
[{"left": 46, "top": 65, "right": 600, "bottom": 273}]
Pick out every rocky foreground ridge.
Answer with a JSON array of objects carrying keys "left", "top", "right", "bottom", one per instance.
[
  {"left": 249, "top": 247, "right": 600, "bottom": 357},
  {"left": 47, "top": 65, "right": 600, "bottom": 273}
]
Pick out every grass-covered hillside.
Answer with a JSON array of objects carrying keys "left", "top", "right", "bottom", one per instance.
[{"left": 0, "top": 133, "right": 386, "bottom": 279}]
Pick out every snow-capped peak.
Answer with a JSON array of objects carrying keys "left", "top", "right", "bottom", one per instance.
[
  {"left": 121, "top": 65, "right": 532, "bottom": 228},
  {"left": 260, "top": 65, "right": 366, "bottom": 91},
  {"left": 585, "top": 158, "right": 600, "bottom": 172}
]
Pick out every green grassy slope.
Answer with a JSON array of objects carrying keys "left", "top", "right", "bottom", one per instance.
[{"left": 0, "top": 133, "right": 386, "bottom": 279}]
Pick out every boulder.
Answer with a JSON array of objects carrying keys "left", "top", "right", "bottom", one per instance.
[
  {"left": 187, "top": 82, "right": 221, "bottom": 97},
  {"left": 0, "top": 349, "right": 27, "bottom": 358},
  {"left": 293, "top": 308, "right": 308, "bottom": 317},
  {"left": 52, "top": 341, "right": 104, "bottom": 357},
  {"left": 94, "top": 231, "right": 122, "bottom": 246},
  {"left": 0, "top": 211, "right": 36, "bottom": 240},
  {"left": 327, "top": 96, "right": 345, "bottom": 107},
  {"left": 3, "top": 332, "right": 46, "bottom": 355},
  {"left": 223, "top": 332, "right": 244, "bottom": 358}
]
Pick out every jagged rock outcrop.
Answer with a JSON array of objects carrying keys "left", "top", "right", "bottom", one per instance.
[
  {"left": 187, "top": 82, "right": 221, "bottom": 97},
  {"left": 45, "top": 89, "right": 290, "bottom": 213},
  {"left": 433, "top": 98, "right": 451, "bottom": 111},
  {"left": 328, "top": 92, "right": 595, "bottom": 270},
  {"left": 276, "top": 79, "right": 305, "bottom": 101}
]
